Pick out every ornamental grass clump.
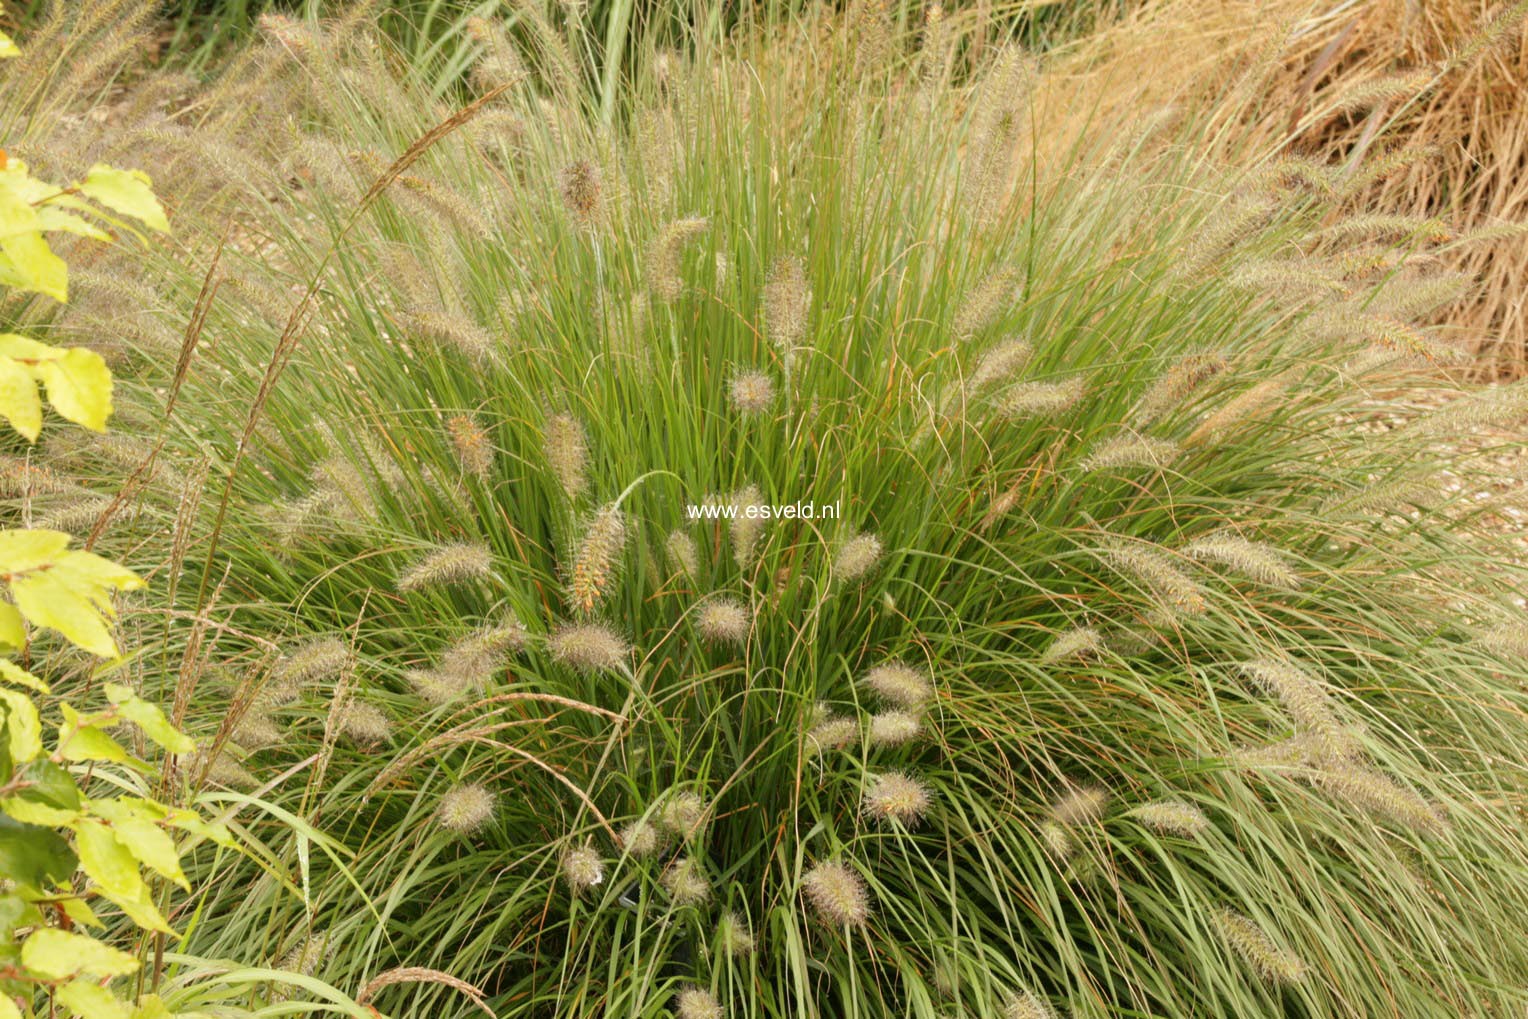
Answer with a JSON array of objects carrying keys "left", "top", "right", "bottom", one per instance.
[{"left": 48, "top": 4, "right": 1528, "bottom": 1018}]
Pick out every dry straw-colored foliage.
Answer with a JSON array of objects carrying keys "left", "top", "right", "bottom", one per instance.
[{"left": 1035, "top": 0, "right": 1528, "bottom": 377}]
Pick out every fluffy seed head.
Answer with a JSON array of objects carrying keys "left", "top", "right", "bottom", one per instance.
[
  {"left": 1185, "top": 376, "right": 1286, "bottom": 448},
  {"left": 1004, "top": 989, "right": 1060, "bottom": 1019},
  {"left": 1133, "top": 352, "right": 1228, "bottom": 425},
  {"left": 1039, "top": 820, "right": 1074, "bottom": 860},
  {"left": 863, "top": 771, "right": 932, "bottom": 826},
  {"left": 647, "top": 216, "right": 709, "bottom": 301},
  {"left": 1238, "top": 658, "right": 1357, "bottom": 762},
  {"left": 566, "top": 506, "right": 627, "bottom": 615},
  {"left": 953, "top": 268, "right": 1023, "bottom": 338},
  {"left": 662, "top": 856, "right": 711, "bottom": 905},
  {"left": 439, "top": 618, "right": 528, "bottom": 677},
  {"left": 696, "top": 597, "right": 751, "bottom": 646},
  {"left": 335, "top": 700, "right": 391, "bottom": 746},
  {"left": 548, "top": 623, "right": 630, "bottom": 674},
  {"left": 718, "top": 911, "right": 755, "bottom": 957},
  {"left": 544, "top": 412, "right": 589, "bottom": 499},
  {"left": 666, "top": 529, "right": 699, "bottom": 578},
  {"left": 861, "top": 662, "right": 932, "bottom": 709},
  {"left": 1041, "top": 626, "right": 1104, "bottom": 664},
  {"left": 968, "top": 337, "right": 1033, "bottom": 391},
  {"left": 1185, "top": 534, "right": 1301, "bottom": 589},
  {"left": 1079, "top": 434, "right": 1181, "bottom": 472},
  {"left": 274, "top": 930, "right": 331, "bottom": 987},
  {"left": 1212, "top": 909, "right": 1308, "bottom": 984},
  {"left": 807, "top": 715, "right": 859, "bottom": 755},
  {"left": 563, "top": 841, "right": 605, "bottom": 892},
  {"left": 1315, "top": 764, "right": 1446, "bottom": 835},
  {"left": 1050, "top": 785, "right": 1109, "bottom": 827},
  {"left": 801, "top": 860, "right": 871, "bottom": 926},
  {"left": 559, "top": 159, "right": 602, "bottom": 225},
  {"left": 1130, "top": 799, "right": 1210, "bottom": 838},
  {"left": 231, "top": 709, "right": 281, "bottom": 750},
  {"left": 400, "top": 310, "right": 495, "bottom": 364},
  {"left": 620, "top": 818, "right": 663, "bottom": 857},
  {"left": 397, "top": 543, "right": 495, "bottom": 593},
  {"left": 995, "top": 377, "right": 1085, "bottom": 418},
  {"left": 675, "top": 987, "right": 723, "bottom": 1019},
  {"left": 659, "top": 790, "right": 707, "bottom": 839},
  {"left": 729, "top": 484, "right": 766, "bottom": 569},
  {"left": 272, "top": 637, "right": 349, "bottom": 694},
  {"left": 868, "top": 710, "right": 922, "bottom": 747},
  {"left": 762, "top": 255, "right": 811, "bottom": 355},
  {"left": 446, "top": 414, "right": 494, "bottom": 480},
  {"left": 834, "top": 531, "right": 883, "bottom": 583},
  {"left": 1104, "top": 541, "right": 1207, "bottom": 616},
  {"left": 728, "top": 370, "right": 775, "bottom": 415},
  {"left": 437, "top": 784, "right": 496, "bottom": 834}
]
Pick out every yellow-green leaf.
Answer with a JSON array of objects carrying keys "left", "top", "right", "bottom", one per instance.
[
  {"left": 36, "top": 206, "right": 112, "bottom": 242},
  {"left": 104, "top": 686, "right": 194, "bottom": 754},
  {"left": 58, "top": 895, "right": 103, "bottom": 929},
  {"left": 0, "top": 604, "right": 26, "bottom": 650},
  {"left": 108, "top": 817, "right": 186, "bottom": 890},
  {"left": 0, "top": 527, "right": 72, "bottom": 572},
  {"left": 0, "top": 657, "right": 49, "bottom": 694},
  {"left": 79, "top": 166, "right": 170, "bottom": 235},
  {"left": 1, "top": 797, "right": 76, "bottom": 826},
  {"left": 130, "top": 995, "right": 172, "bottom": 1019},
  {"left": 75, "top": 818, "right": 144, "bottom": 900},
  {"left": 0, "top": 687, "right": 40, "bottom": 761},
  {"left": 0, "top": 30, "right": 19, "bottom": 59},
  {"left": 97, "top": 882, "right": 172, "bottom": 935},
  {"left": 0, "top": 993, "right": 19, "bottom": 1019},
  {"left": 21, "top": 928, "right": 139, "bottom": 979},
  {"left": 0, "top": 230, "right": 68, "bottom": 301},
  {"left": 55, "top": 979, "right": 132, "bottom": 1019},
  {"left": 35, "top": 348, "right": 113, "bottom": 432},
  {"left": 0, "top": 354, "right": 41, "bottom": 440},
  {"left": 8, "top": 544, "right": 143, "bottom": 659},
  {"left": 58, "top": 704, "right": 130, "bottom": 765},
  {"left": 161, "top": 808, "right": 234, "bottom": 848}
]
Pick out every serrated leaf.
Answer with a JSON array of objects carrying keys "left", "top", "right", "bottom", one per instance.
[
  {"left": 104, "top": 685, "right": 193, "bottom": 754},
  {"left": 79, "top": 166, "right": 169, "bottom": 235},
  {"left": 21, "top": 928, "right": 138, "bottom": 979},
  {"left": 0, "top": 657, "right": 45, "bottom": 693},
  {"left": 35, "top": 348, "right": 113, "bottom": 432},
  {"left": 56, "top": 979, "right": 132, "bottom": 1019},
  {"left": 74, "top": 818, "right": 143, "bottom": 900},
  {"left": 0, "top": 355, "right": 41, "bottom": 440},
  {"left": 0, "top": 688, "right": 40, "bottom": 761}
]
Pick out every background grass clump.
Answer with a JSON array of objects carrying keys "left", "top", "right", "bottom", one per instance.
[{"left": 4, "top": 3, "right": 1528, "bottom": 1019}]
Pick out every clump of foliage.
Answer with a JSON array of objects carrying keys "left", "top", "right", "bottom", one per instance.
[{"left": 29, "top": 6, "right": 1528, "bottom": 1019}]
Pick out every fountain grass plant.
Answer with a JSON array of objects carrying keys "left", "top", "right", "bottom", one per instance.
[{"left": 12, "top": 4, "right": 1528, "bottom": 1018}]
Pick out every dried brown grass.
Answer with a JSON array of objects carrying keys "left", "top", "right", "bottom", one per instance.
[{"left": 1035, "top": 0, "right": 1528, "bottom": 377}]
